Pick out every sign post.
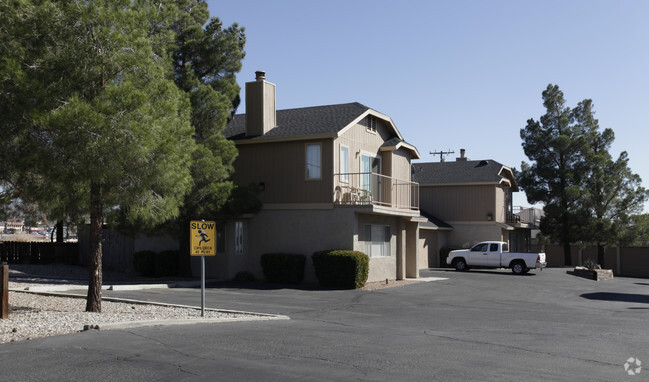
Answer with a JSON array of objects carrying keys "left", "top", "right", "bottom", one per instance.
[{"left": 190, "top": 220, "right": 216, "bottom": 317}]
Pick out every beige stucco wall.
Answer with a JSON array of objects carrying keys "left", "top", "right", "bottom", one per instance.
[
  {"left": 357, "top": 213, "right": 403, "bottom": 282},
  {"left": 197, "top": 208, "right": 419, "bottom": 284},
  {"left": 419, "top": 229, "right": 446, "bottom": 268}
]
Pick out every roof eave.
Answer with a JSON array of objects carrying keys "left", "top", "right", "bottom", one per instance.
[
  {"left": 380, "top": 141, "right": 421, "bottom": 159},
  {"left": 230, "top": 133, "right": 337, "bottom": 145}
]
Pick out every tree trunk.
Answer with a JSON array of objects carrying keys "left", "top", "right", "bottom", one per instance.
[
  {"left": 56, "top": 220, "right": 64, "bottom": 243},
  {"left": 86, "top": 182, "right": 103, "bottom": 313},
  {"left": 563, "top": 242, "right": 572, "bottom": 266},
  {"left": 597, "top": 244, "right": 605, "bottom": 268}
]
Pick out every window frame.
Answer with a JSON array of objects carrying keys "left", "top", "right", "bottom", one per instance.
[
  {"left": 363, "top": 224, "right": 391, "bottom": 258},
  {"left": 305, "top": 142, "right": 322, "bottom": 180},
  {"left": 366, "top": 115, "right": 378, "bottom": 133},
  {"left": 339, "top": 145, "right": 349, "bottom": 183}
]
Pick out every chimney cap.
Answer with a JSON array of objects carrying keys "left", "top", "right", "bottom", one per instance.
[{"left": 255, "top": 70, "right": 266, "bottom": 81}]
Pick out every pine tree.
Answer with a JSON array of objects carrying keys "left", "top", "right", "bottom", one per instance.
[
  {"left": 1, "top": 0, "right": 196, "bottom": 312},
  {"left": 574, "top": 100, "right": 648, "bottom": 266},
  {"left": 519, "top": 85, "right": 588, "bottom": 266}
]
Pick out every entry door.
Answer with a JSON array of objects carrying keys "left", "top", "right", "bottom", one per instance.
[{"left": 361, "top": 154, "right": 381, "bottom": 202}]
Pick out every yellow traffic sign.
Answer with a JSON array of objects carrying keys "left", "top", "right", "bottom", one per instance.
[{"left": 190, "top": 220, "right": 216, "bottom": 256}]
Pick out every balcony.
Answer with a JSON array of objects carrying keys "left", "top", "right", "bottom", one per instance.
[
  {"left": 333, "top": 172, "right": 419, "bottom": 211},
  {"left": 507, "top": 206, "right": 542, "bottom": 226}
]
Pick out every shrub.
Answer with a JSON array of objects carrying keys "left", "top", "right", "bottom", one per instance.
[
  {"left": 312, "top": 250, "right": 369, "bottom": 289},
  {"left": 232, "top": 271, "right": 256, "bottom": 283},
  {"left": 261, "top": 253, "right": 306, "bottom": 284},
  {"left": 133, "top": 250, "right": 156, "bottom": 277},
  {"left": 155, "top": 250, "right": 179, "bottom": 277}
]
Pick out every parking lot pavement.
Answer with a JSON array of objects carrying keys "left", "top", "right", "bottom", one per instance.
[{"left": 3, "top": 267, "right": 648, "bottom": 381}]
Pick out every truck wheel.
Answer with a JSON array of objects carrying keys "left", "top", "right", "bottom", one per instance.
[
  {"left": 511, "top": 261, "right": 526, "bottom": 275},
  {"left": 453, "top": 258, "right": 468, "bottom": 272}
]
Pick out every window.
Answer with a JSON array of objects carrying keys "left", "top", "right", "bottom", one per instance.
[
  {"left": 340, "top": 145, "right": 349, "bottom": 182},
  {"left": 489, "top": 243, "right": 499, "bottom": 252},
  {"left": 306, "top": 143, "right": 321, "bottom": 179},
  {"left": 367, "top": 115, "right": 377, "bottom": 132},
  {"left": 471, "top": 243, "right": 489, "bottom": 252},
  {"left": 235, "top": 221, "right": 244, "bottom": 255},
  {"left": 364, "top": 224, "right": 391, "bottom": 258}
]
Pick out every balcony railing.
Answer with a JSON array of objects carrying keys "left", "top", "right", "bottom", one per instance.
[
  {"left": 333, "top": 172, "right": 419, "bottom": 211},
  {"left": 507, "top": 206, "right": 542, "bottom": 225}
]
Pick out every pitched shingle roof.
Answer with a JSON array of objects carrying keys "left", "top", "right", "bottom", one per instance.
[
  {"left": 223, "top": 102, "right": 370, "bottom": 140},
  {"left": 412, "top": 160, "right": 516, "bottom": 188}
]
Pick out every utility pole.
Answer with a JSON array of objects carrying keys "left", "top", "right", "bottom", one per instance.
[{"left": 429, "top": 150, "right": 455, "bottom": 162}]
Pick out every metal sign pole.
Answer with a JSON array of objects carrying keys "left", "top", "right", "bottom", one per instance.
[{"left": 201, "top": 255, "right": 205, "bottom": 317}]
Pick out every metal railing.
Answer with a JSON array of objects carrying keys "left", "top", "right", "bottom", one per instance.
[
  {"left": 508, "top": 206, "right": 542, "bottom": 225},
  {"left": 333, "top": 172, "right": 419, "bottom": 210}
]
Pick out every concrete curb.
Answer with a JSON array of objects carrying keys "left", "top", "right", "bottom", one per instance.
[
  {"left": 8, "top": 289, "right": 291, "bottom": 325},
  {"left": 11, "top": 279, "right": 214, "bottom": 292}
]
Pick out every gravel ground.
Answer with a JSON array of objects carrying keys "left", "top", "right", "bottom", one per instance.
[{"left": 1, "top": 265, "right": 279, "bottom": 344}]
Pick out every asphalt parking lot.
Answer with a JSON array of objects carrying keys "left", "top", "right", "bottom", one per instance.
[{"left": 2, "top": 267, "right": 648, "bottom": 381}]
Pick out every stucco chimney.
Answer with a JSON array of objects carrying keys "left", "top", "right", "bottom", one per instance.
[
  {"left": 245, "top": 71, "right": 276, "bottom": 137},
  {"left": 457, "top": 148, "right": 470, "bottom": 161}
]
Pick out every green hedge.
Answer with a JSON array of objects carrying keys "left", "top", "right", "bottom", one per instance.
[
  {"left": 155, "top": 250, "right": 179, "bottom": 277},
  {"left": 260, "top": 253, "right": 306, "bottom": 284},
  {"left": 312, "top": 250, "right": 369, "bottom": 289},
  {"left": 133, "top": 250, "right": 179, "bottom": 277},
  {"left": 133, "top": 250, "right": 156, "bottom": 277}
]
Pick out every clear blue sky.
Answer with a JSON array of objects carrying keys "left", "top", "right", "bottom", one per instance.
[{"left": 207, "top": 0, "right": 649, "bottom": 210}]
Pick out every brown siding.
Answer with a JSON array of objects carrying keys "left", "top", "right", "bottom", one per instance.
[
  {"left": 419, "top": 185, "right": 495, "bottom": 221},
  {"left": 495, "top": 186, "right": 506, "bottom": 222},
  {"left": 336, "top": 121, "right": 388, "bottom": 174},
  {"left": 392, "top": 149, "right": 412, "bottom": 182},
  {"left": 233, "top": 139, "right": 333, "bottom": 204}
]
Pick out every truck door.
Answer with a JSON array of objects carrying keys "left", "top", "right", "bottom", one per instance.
[
  {"left": 468, "top": 243, "right": 490, "bottom": 266},
  {"left": 486, "top": 243, "right": 502, "bottom": 267}
]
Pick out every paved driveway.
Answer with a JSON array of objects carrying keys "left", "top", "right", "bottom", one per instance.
[{"left": 2, "top": 268, "right": 648, "bottom": 381}]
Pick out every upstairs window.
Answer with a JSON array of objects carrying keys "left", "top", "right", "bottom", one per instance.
[
  {"left": 306, "top": 143, "right": 321, "bottom": 180},
  {"left": 340, "top": 145, "right": 349, "bottom": 182}
]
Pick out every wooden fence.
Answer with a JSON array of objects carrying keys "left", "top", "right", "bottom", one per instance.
[
  {"left": 531, "top": 244, "right": 649, "bottom": 278},
  {"left": 0, "top": 241, "right": 79, "bottom": 265}
]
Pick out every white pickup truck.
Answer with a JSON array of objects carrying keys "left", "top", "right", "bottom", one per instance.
[{"left": 447, "top": 241, "right": 546, "bottom": 275}]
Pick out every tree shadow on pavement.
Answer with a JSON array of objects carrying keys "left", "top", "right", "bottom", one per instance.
[{"left": 581, "top": 292, "right": 649, "bottom": 304}]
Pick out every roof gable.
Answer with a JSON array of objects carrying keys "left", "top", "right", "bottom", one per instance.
[{"left": 412, "top": 160, "right": 518, "bottom": 190}]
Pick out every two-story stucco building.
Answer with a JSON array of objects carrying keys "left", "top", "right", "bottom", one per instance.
[
  {"left": 196, "top": 71, "right": 439, "bottom": 283},
  {"left": 412, "top": 149, "right": 534, "bottom": 265}
]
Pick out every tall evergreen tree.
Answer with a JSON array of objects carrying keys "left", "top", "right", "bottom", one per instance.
[
  {"left": 163, "top": 0, "right": 250, "bottom": 272},
  {"left": 169, "top": 0, "right": 244, "bottom": 220},
  {"left": 1, "top": 0, "right": 195, "bottom": 312},
  {"left": 519, "top": 84, "right": 589, "bottom": 265},
  {"left": 574, "top": 100, "right": 649, "bottom": 266}
]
